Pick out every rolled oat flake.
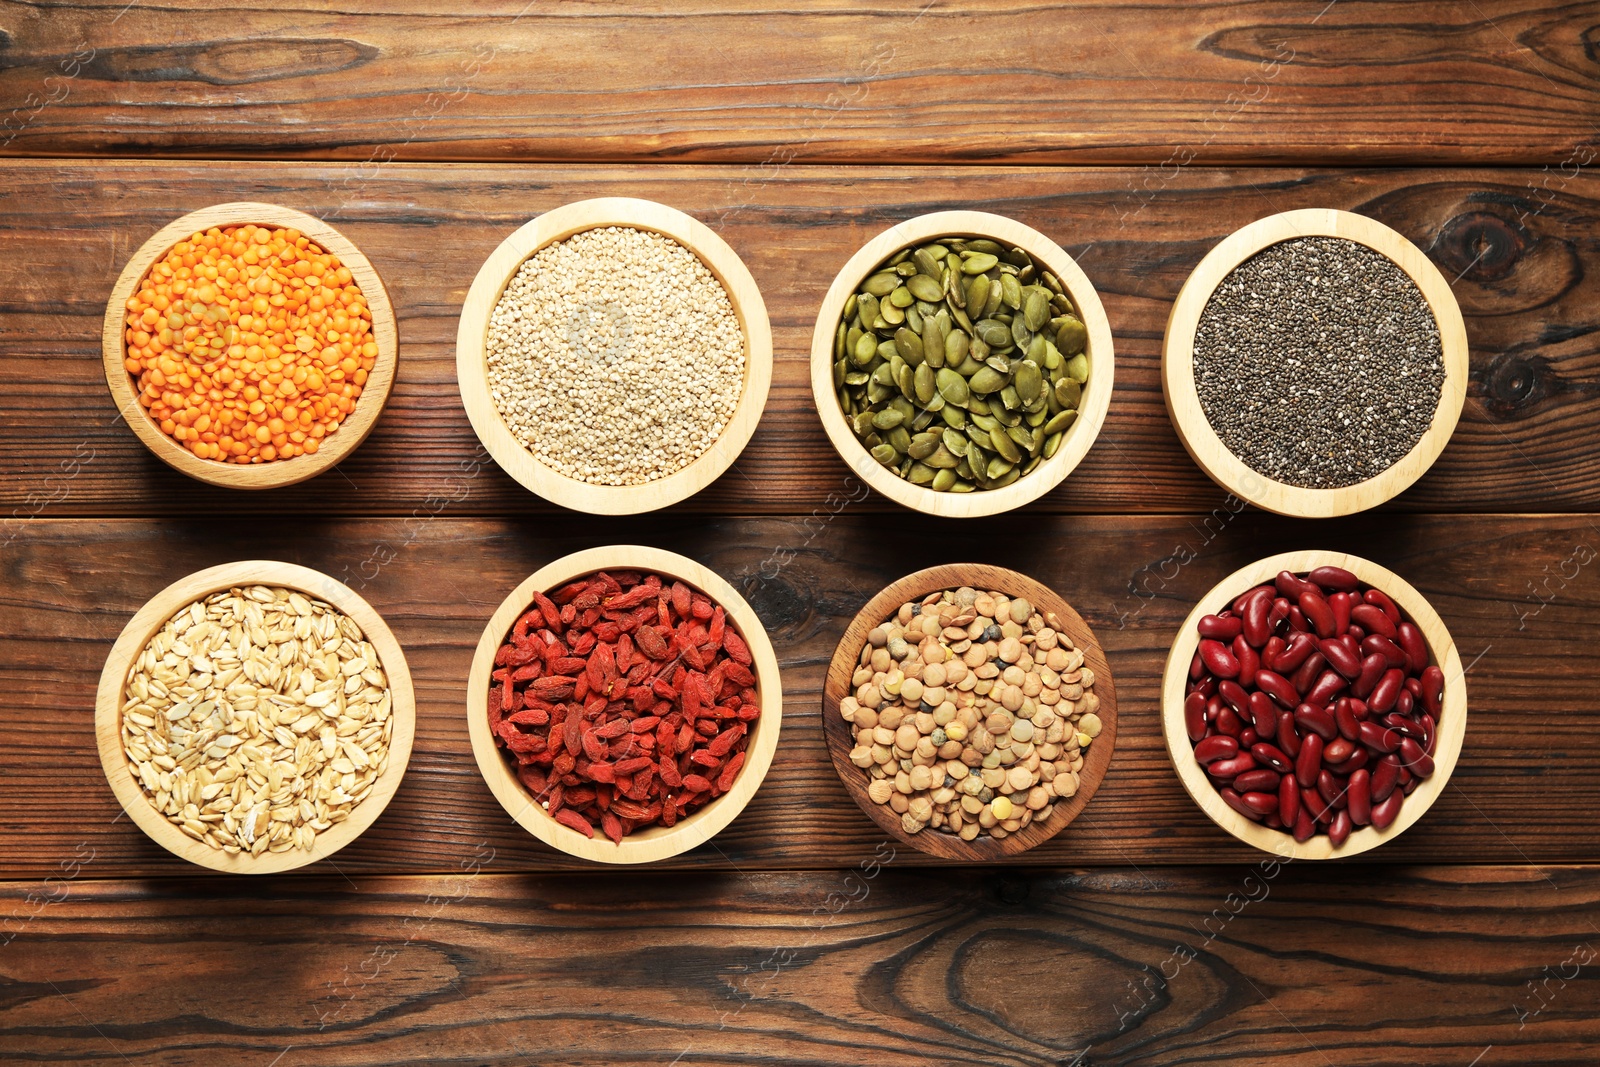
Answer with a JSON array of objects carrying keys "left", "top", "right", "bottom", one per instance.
[{"left": 1192, "top": 235, "right": 1444, "bottom": 489}]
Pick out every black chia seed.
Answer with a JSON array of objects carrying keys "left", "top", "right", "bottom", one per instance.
[{"left": 1192, "top": 236, "right": 1444, "bottom": 489}]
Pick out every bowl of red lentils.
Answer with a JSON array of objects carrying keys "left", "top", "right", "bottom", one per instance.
[{"left": 102, "top": 202, "right": 398, "bottom": 489}]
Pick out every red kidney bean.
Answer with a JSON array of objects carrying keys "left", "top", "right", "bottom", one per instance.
[
  {"left": 1323, "top": 737, "right": 1356, "bottom": 765},
  {"left": 1350, "top": 603, "right": 1397, "bottom": 639},
  {"left": 1239, "top": 727, "right": 1258, "bottom": 748},
  {"left": 1277, "top": 711, "right": 1302, "bottom": 757},
  {"left": 1190, "top": 650, "right": 1205, "bottom": 680},
  {"left": 1423, "top": 714, "right": 1438, "bottom": 757},
  {"left": 1255, "top": 669, "right": 1301, "bottom": 709},
  {"left": 1307, "top": 565, "right": 1360, "bottom": 592},
  {"left": 1347, "top": 769, "right": 1372, "bottom": 825},
  {"left": 1364, "top": 588, "right": 1403, "bottom": 627},
  {"left": 1184, "top": 692, "right": 1208, "bottom": 742},
  {"left": 1328, "top": 808, "right": 1353, "bottom": 847},
  {"left": 1346, "top": 624, "right": 1366, "bottom": 643},
  {"left": 1299, "top": 591, "right": 1336, "bottom": 638},
  {"left": 1403, "top": 777, "right": 1419, "bottom": 796},
  {"left": 1368, "top": 668, "right": 1405, "bottom": 714},
  {"left": 1265, "top": 814, "right": 1283, "bottom": 830},
  {"left": 1194, "top": 735, "right": 1239, "bottom": 765},
  {"left": 1216, "top": 706, "right": 1244, "bottom": 737},
  {"left": 1276, "top": 570, "right": 1314, "bottom": 599},
  {"left": 1251, "top": 743, "right": 1293, "bottom": 773},
  {"left": 1335, "top": 701, "right": 1361, "bottom": 741},
  {"left": 1329, "top": 591, "right": 1354, "bottom": 635},
  {"left": 1317, "top": 770, "right": 1346, "bottom": 809},
  {"left": 1233, "top": 584, "right": 1275, "bottom": 614},
  {"left": 1295, "top": 732, "right": 1323, "bottom": 787},
  {"left": 1346, "top": 697, "right": 1369, "bottom": 719},
  {"left": 1249, "top": 691, "right": 1279, "bottom": 739},
  {"left": 1291, "top": 651, "right": 1327, "bottom": 696},
  {"left": 1370, "top": 789, "right": 1404, "bottom": 830},
  {"left": 1221, "top": 787, "right": 1263, "bottom": 821},
  {"left": 1263, "top": 635, "right": 1287, "bottom": 668},
  {"left": 1293, "top": 703, "right": 1337, "bottom": 741},
  {"left": 1399, "top": 737, "right": 1435, "bottom": 778},
  {"left": 1352, "top": 653, "right": 1386, "bottom": 699},
  {"left": 1198, "top": 639, "right": 1240, "bottom": 678},
  {"left": 1242, "top": 592, "right": 1272, "bottom": 647},
  {"left": 1218, "top": 679, "right": 1250, "bottom": 716},
  {"left": 1206, "top": 694, "right": 1223, "bottom": 721},
  {"left": 1403, "top": 676, "right": 1423, "bottom": 699},
  {"left": 1241, "top": 791, "right": 1279, "bottom": 816},
  {"left": 1287, "top": 605, "right": 1309, "bottom": 633},
  {"left": 1208, "top": 754, "right": 1259, "bottom": 780},
  {"left": 1371, "top": 754, "right": 1400, "bottom": 802},
  {"left": 1398, "top": 622, "right": 1428, "bottom": 674},
  {"left": 1293, "top": 809, "right": 1316, "bottom": 841},
  {"left": 1232, "top": 636, "right": 1261, "bottom": 684},
  {"left": 1199, "top": 613, "right": 1243, "bottom": 640},
  {"left": 1189, "top": 674, "right": 1218, "bottom": 699},
  {"left": 1421, "top": 665, "right": 1444, "bottom": 717},
  {"left": 1358, "top": 720, "right": 1402, "bottom": 754},
  {"left": 1361, "top": 634, "right": 1406, "bottom": 669},
  {"left": 1235, "top": 769, "right": 1281, "bottom": 792},
  {"left": 1278, "top": 774, "right": 1301, "bottom": 826},
  {"left": 1302, "top": 785, "right": 1330, "bottom": 824},
  {"left": 1273, "top": 632, "right": 1315, "bottom": 673},
  {"left": 1394, "top": 688, "right": 1414, "bottom": 716},
  {"left": 1319, "top": 637, "right": 1362, "bottom": 679},
  {"left": 1268, "top": 598, "right": 1291, "bottom": 634},
  {"left": 1305, "top": 669, "right": 1348, "bottom": 707},
  {"left": 1325, "top": 748, "right": 1369, "bottom": 776},
  {"left": 1384, "top": 713, "right": 1424, "bottom": 739}
]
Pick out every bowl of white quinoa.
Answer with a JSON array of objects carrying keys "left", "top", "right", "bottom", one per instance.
[{"left": 456, "top": 198, "right": 773, "bottom": 514}]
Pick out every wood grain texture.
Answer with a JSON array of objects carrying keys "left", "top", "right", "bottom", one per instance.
[
  {"left": 2, "top": 512, "right": 1596, "bottom": 878},
  {"left": 1, "top": 866, "right": 1596, "bottom": 1065},
  {"left": 1, "top": 2, "right": 1597, "bottom": 166},
  {"left": 3, "top": 161, "right": 1600, "bottom": 517}
]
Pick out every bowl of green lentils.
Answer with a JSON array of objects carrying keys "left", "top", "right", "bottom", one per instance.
[{"left": 810, "top": 211, "right": 1115, "bottom": 518}]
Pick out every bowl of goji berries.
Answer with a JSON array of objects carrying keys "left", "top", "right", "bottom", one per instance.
[{"left": 467, "top": 546, "right": 783, "bottom": 863}]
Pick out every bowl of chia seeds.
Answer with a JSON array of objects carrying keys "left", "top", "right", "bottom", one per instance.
[
  {"left": 1162, "top": 209, "right": 1468, "bottom": 518},
  {"left": 810, "top": 210, "right": 1115, "bottom": 518}
]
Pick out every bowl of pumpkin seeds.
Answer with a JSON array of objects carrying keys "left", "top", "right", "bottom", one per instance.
[{"left": 810, "top": 211, "right": 1114, "bottom": 517}]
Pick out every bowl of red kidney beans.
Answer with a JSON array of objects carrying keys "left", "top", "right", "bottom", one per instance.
[{"left": 1162, "top": 551, "right": 1467, "bottom": 858}]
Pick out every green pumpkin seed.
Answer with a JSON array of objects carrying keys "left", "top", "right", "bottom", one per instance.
[
  {"left": 1042, "top": 271, "right": 1063, "bottom": 295},
  {"left": 1008, "top": 425, "right": 1036, "bottom": 453},
  {"left": 986, "top": 455, "right": 1015, "bottom": 480},
  {"left": 961, "top": 252, "right": 999, "bottom": 274},
  {"left": 1043, "top": 408, "right": 1077, "bottom": 435},
  {"left": 936, "top": 368, "right": 971, "bottom": 406},
  {"left": 968, "top": 366, "right": 1007, "bottom": 394},
  {"left": 965, "top": 239, "right": 1005, "bottom": 256},
  {"left": 907, "top": 462, "right": 936, "bottom": 486},
  {"left": 897, "top": 364, "right": 916, "bottom": 402},
  {"left": 913, "top": 248, "right": 942, "bottom": 278},
  {"left": 991, "top": 468, "right": 1020, "bottom": 488},
  {"left": 1015, "top": 360, "right": 1042, "bottom": 403},
  {"left": 925, "top": 444, "right": 961, "bottom": 470},
  {"left": 975, "top": 319, "right": 1011, "bottom": 348},
  {"left": 852, "top": 332, "right": 877, "bottom": 365},
  {"left": 931, "top": 468, "right": 958, "bottom": 492},
  {"left": 877, "top": 339, "right": 899, "bottom": 361},
  {"left": 913, "top": 362, "right": 936, "bottom": 404},
  {"left": 907, "top": 274, "right": 943, "bottom": 303},
  {"left": 999, "top": 384, "right": 1021, "bottom": 411},
  {"left": 940, "top": 405, "right": 967, "bottom": 429},
  {"left": 949, "top": 480, "right": 975, "bottom": 493},
  {"left": 1065, "top": 353, "right": 1089, "bottom": 382},
  {"left": 1024, "top": 289, "right": 1050, "bottom": 331},
  {"left": 1000, "top": 274, "right": 1023, "bottom": 310},
  {"left": 908, "top": 431, "right": 941, "bottom": 460},
  {"left": 1055, "top": 316, "right": 1088, "bottom": 355},
  {"left": 1055, "top": 377, "right": 1082, "bottom": 408},
  {"left": 864, "top": 272, "right": 900, "bottom": 297},
  {"left": 989, "top": 425, "right": 1022, "bottom": 463},
  {"left": 1042, "top": 430, "right": 1064, "bottom": 459},
  {"left": 871, "top": 443, "right": 898, "bottom": 466},
  {"left": 965, "top": 275, "right": 991, "bottom": 318},
  {"left": 965, "top": 426, "right": 994, "bottom": 451},
  {"left": 888, "top": 285, "right": 914, "bottom": 308},
  {"left": 967, "top": 398, "right": 993, "bottom": 418},
  {"left": 880, "top": 300, "right": 905, "bottom": 325},
  {"left": 857, "top": 293, "right": 880, "bottom": 326},
  {"left": 942, "top": 428, "right": 969, "bottom": 456},
  {"left": 1010, "top": 315, "right": 1032, "bottom": 349},
  {"left": 872, "top": 408, "right": 905, "bottom": 430},
  {"left": 887, "top": 425, "right": 912, "bottom": 453},
  {"left": 894, "top": 327, "right": 924, "bottom": 364}
]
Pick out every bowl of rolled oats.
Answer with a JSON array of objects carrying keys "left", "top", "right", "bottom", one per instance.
[
  {"left": 95, "top": 560, "right": 416, "bottom": 873},
  {"left": 456, "top": 197, "right": 774, "bottom": 515}
]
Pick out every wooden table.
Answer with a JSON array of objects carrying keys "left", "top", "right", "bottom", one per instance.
[{"left": 3, "top": 3, "right": 1598, "bottom": 1063}]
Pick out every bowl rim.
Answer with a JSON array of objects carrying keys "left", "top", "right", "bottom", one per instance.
[
  {"left": 1160, "top": 549, "right": 1468, "bottom": 860},
  {"left": 100, "top": 202, "right": 399, "bottom": 490},
  {"left": 94, "top": 560, "right": 417, "bottom": 873},
  {"left": 455, "top": 197, "right": 773, "bottom": 516},
  {"left": 1161, "top": 208, "right": 1469, "bottom": 518},
  {"left": 808, "top": 210, "right": 1115, "bottom": 519},
  {"left": 821, "top": 563, "right": 1117, "bottom": 859},
  {"left": 465, "top": 545, "right": 783, "bottom": 864}
]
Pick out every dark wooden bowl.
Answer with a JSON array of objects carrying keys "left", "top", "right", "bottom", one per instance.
[{"left": 822, "top": 563, "right": 1118, "bottom": 860}]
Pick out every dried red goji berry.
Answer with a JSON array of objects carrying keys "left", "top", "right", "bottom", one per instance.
[
  {"left": 722, "top": 629, "right": 752, "bottom": 666},
  {"left": 553, "top": 808, "right": 593, "bottom": 838},
  {"left": 601, "top": 810, "right": 624, "bottom": 844}
]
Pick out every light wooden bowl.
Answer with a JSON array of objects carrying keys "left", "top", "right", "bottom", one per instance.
[
  {"left": 1161, "top": 550, "right": 1467, "bottom": 860},
  {"left": 822, "top": 564, "right": 1117, "bottom": 860},
  {"left": 467, "top": 546, "right": 783, "bottom": 864},
  {"left": 456, "top": 198, "right": 773, "bottom": 515},
  {"left": 95, "top": 560, "right": 416, "bottom": 874},
  {"left": 809, "top": 211, "right": 1114, "bottom": 518},
  {"left": 1162, "top": 208, "right": 1469, "bottom": 518},
  {"left": 101, "top": 202, "right": 398, "bottom": 490}
]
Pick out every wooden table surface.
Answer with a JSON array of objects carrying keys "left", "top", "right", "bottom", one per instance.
[{"left": 3, "top": 3, "right": 1599, "bottom": 1064}]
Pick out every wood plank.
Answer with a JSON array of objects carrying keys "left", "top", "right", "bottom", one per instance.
[
  {"left": 1, "top": 866, "right": 1595, "bottom": 1064},
  {"left": 2, "top": 161, "right": 1599, "bottom": 516},
  {"left": 2, "top": 513, "right": 1594, "bottom": 877},
  {"left": 1, "top": 2, "right": 1595, "bottom": 166}
]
